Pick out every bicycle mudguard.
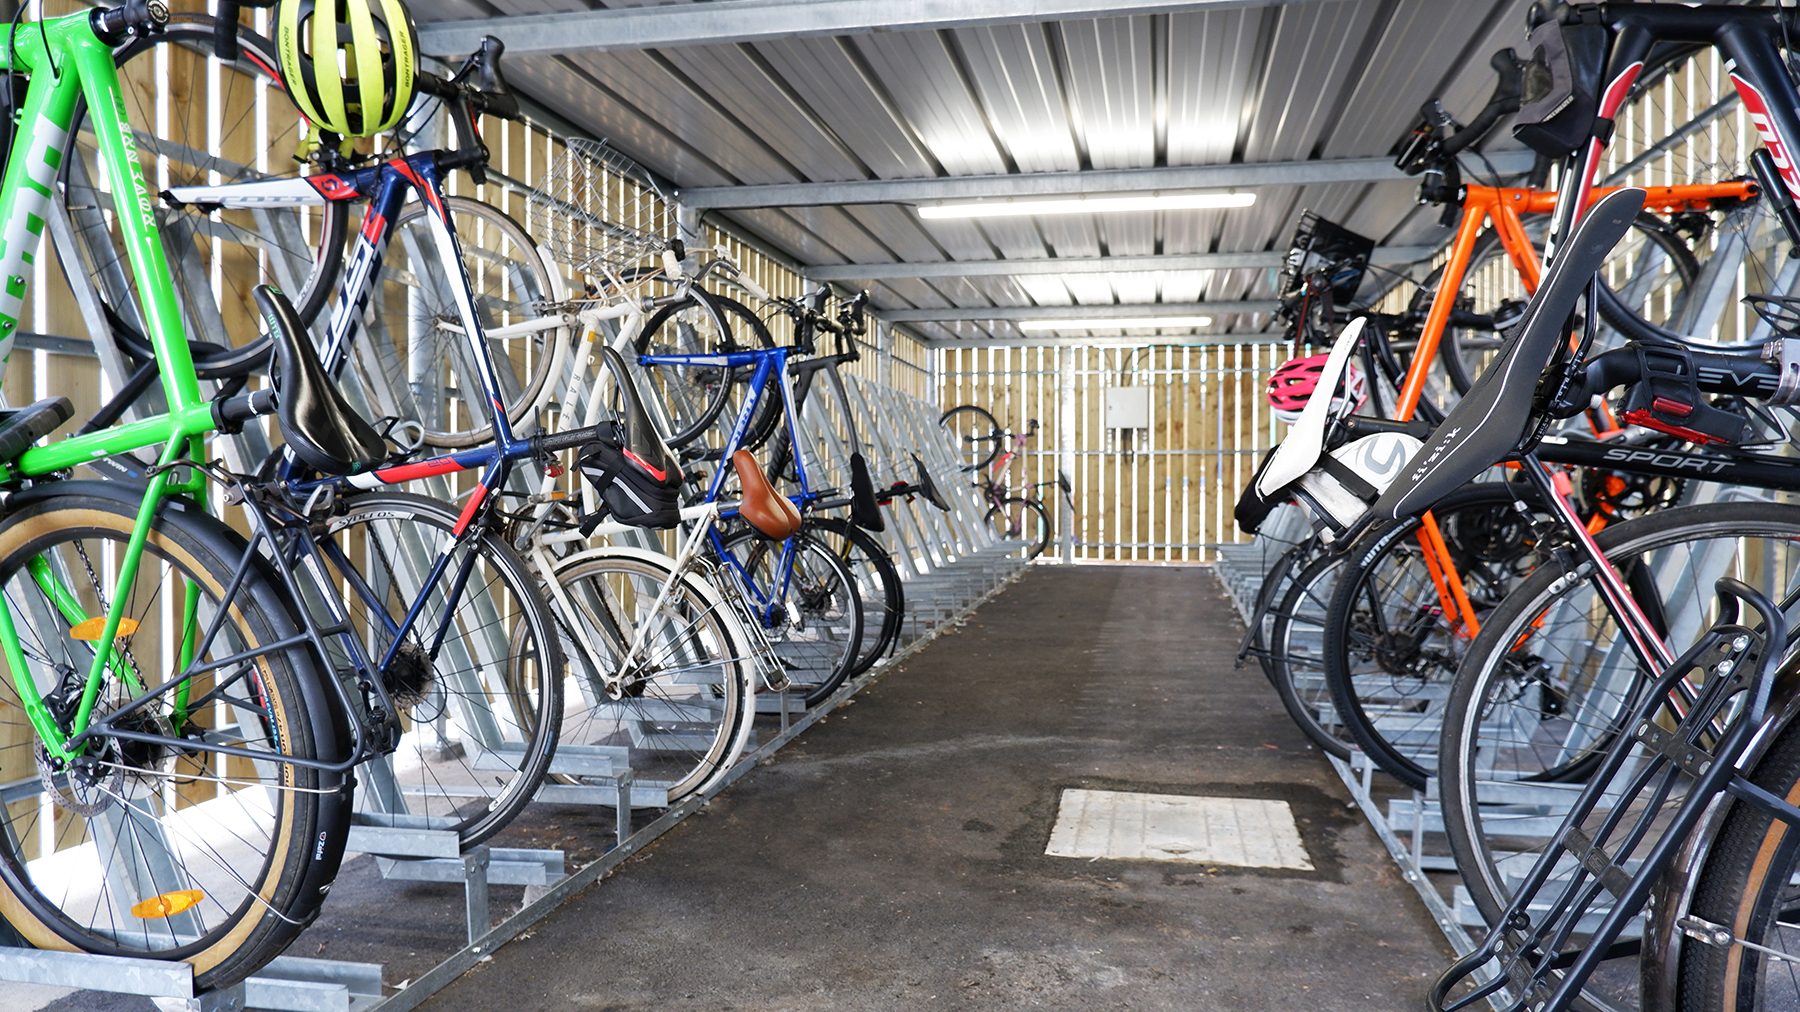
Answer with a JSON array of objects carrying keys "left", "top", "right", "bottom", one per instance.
[
  {"left": 1362, "top": 187, "right": 1647, "bottom": 528},
  {"left": 849, "top": 451, "right": 885, "bottom": 531}
]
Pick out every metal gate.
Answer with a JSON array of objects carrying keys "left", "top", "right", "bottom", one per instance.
[{"left": 936, "top": 341, "right": 1285, "bottom": 562}]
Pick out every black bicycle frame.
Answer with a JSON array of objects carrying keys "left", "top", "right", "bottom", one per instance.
[
  {"left": 1557, "top": 4, "right": 1800, "bottom": 245},
  {"left": 1537, "top": 433, "right": 1800, "bottom": 491}
]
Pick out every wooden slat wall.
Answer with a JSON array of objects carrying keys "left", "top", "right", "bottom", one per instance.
[{"left": 937, "top": 343, "right": 1280, "bottom": 561}]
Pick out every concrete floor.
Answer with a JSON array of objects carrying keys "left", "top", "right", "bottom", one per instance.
[{"left": 21, "top": 565, "right": 1457, "bottom": 1012}]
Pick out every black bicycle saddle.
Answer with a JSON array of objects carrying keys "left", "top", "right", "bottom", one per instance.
[
  {"left": 597, "top": 345, "right": 681, "bottom": 483},
  {"left": 254, "top": 285, "right": 386, "bottom": 475},
  {"left": 1362, "top": 186, "right": 1647, "bottom": 526}
]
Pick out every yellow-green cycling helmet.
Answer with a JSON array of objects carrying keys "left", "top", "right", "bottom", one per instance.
[{"left": 276, "top": 0, "right": 418, "bottom": 138}]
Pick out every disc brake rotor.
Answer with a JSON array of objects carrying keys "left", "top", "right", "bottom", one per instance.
[{"left": 37, "top": 743, "right": 123, "bottom": 817}]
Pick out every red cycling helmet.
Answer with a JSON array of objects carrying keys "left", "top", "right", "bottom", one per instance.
[{"left": 1266, "top": 353, "right": 1368, "bottom": 425}]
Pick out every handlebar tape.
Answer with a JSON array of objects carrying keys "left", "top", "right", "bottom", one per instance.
[{"left": 1441, "top": 49, "right": 1526, "bottom": 156}]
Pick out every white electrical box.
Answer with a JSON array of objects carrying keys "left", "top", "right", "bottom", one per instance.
[{"left": 1104, "top": 387, "right": 1150, "bottom": 430}]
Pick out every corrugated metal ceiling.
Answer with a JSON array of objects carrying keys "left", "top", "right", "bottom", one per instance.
[{"left": 414, "top": 0, "right": 1536, "bottom": 344}]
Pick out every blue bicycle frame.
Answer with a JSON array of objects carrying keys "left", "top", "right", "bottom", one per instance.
[
  {"left": 638, "top": 344, "right": 824, "bottom": 630},
  {"left": 173, "top": 148, "right": 601, "bottom": 706}
]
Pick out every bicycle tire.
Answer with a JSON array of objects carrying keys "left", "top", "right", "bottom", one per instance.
[
  {"left": 371, "top": 197, "right": 565, "bottom": 449},
  {"left": 634, "top": 291, "right": 776, "bottom": 452},
  {"left": 1601, "top": 43, "right": 1787, "bottom": 345},
  {"left": 1243, "top": 538, "right": 1319, "bottom": 686},
  {"left": 939, "top": 405, "right": 1003, "bottom": 472},
  {"left": 1322, "top": 481, "right": 1549, "bottom": 789},
  {"left": 542, "top": 547, "right": 757, "bottom": 805},
  {"left": 1266, "top": 552, "right": 1357, "bottom": 760},
  {"left": 1662, "top": 711, "right": 1800, "bottom": 1011},
  {"left": 1438, "top": 500, "right": 1800, "bottom": 932},
  {"left": 987, "top": 496, "right": 1052, "bottom": 560},
  {"left": 59, "top": 14, "right": 344, "bottom": 378},
  {"left": 0, "top": 484, "right": 346, "bottom": 990},
  {"left": 1434, "top": 217, "right": 1700, "bottom": 396},
  {"left": 323, "top": 492, "right": 563, "bottom": 848},
  {"left": 716, "top": 530, "right": 863, "bottom": 705}
]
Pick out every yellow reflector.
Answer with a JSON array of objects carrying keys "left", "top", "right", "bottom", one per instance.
[
  {"left": 70, "top": 617, "right": 139, "bottom": 641},
  {"left": 131, "top": 890, "right": 204, "bottom": 919}
]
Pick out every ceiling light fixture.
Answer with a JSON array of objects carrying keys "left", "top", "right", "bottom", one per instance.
[
  {"left": 918, "top": 192, "right": 1255, "bottom": 219},
  {"left": 1017, "top": 316, "right": 1214, "bottom": 331}
]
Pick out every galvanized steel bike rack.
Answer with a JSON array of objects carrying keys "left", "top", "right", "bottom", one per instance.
[{"left": 1, "top": 192, "right": 1030, "bottom": 1007}]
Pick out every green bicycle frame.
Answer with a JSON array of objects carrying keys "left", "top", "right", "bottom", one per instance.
[{"left": 0, "top": 12, "right": 227, "bottom": 761}]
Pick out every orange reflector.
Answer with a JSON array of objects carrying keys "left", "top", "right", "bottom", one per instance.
[
  {"left": 131, "top": 890, "right": 204, "bottom": 919},
  {"left": 70, "top": 617, "right": 139, "bottom": 641}
]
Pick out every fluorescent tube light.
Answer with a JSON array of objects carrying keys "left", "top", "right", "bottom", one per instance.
[
  {"left": 1018, "top": 316, "right": 1214, "bottom": 331},
  {"left": 919, "top": 192, "right": 1255, "bottom": 219}
]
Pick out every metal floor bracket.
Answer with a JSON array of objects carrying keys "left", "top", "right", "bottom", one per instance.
[{"left": 0, "top": 946, "right": 384, "bottom": 1012}]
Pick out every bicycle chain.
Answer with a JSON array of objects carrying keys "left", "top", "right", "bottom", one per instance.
[{"left": 73, "top": 536, "right": 143, "bottom": 691}]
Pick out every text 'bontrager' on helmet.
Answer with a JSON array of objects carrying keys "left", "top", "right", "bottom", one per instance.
[{"left": 277, "top": 0, "right": 418, "bottom": 139}]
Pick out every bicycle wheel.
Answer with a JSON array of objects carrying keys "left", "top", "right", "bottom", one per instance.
[
  {"left": 544, "top": 548, "right": 756, "bottom": 805},
  {"left": 1663, "top": 714, "right": 1800, "bottom": 1012},
  {"left": 369, "top": 197, "right": 565, "bottom": 449},
  {"left": 1439, "top": 500, "right": 1800, "bottom": 930},
  {"left": 60, "top": 14, "right": 344, "bottom": 377},
  {"left": 939, "top": 405, "right": 1003, "bottom": 472},
  {"left": 1602, "top": 44, "right": 1788, "bottom": 345},
  {"left": 1242, "top": 538, "right": 1318, "bottom": 686},
  {"left": 734, "top": 516, "right": 902, "bottom": 692},
  {"left": 987, "top": 496, "right": 1051, "bottom": 559},
  {"left": 1266, "top": 552, "right": 1356, "bottom": 759},
  {"left": 823, "top": 518, "right": 904, "bottom": 680},
  {"left": 0, "top": 485, "right": 343, "bottom": 989},
  {"left": 323, "top": 493, "right": 562, "bottom": 848},
  {"left": 717, "top": 531, "right": 863, "bottom": 705},
  {"left": 1323, "top": 482, "right": 1549, "bottom": 789},
  {"left": 634, "top": 291, "right": 776, "bottom": 452}
]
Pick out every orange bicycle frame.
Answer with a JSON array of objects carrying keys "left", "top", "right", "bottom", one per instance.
[{"left": 1393, "top": 179, "right": 1756, "bottom": 637}]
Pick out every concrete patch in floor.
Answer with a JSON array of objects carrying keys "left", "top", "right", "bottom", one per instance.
[{"left": 1045, "top": 788, "right": 1314, "bottom": 869}]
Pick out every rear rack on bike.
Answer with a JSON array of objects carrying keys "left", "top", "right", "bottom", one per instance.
[{"left": 1430, "top": 579, "right": 1789, "bottom": 1012}]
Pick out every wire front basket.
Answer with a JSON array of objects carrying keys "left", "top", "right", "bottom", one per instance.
[
  {"left": 1279, "top": 210, "right": 1375, "bottom": 307},
  {"left": 528, "top": 137, "right": 671, "bottom": 278}
]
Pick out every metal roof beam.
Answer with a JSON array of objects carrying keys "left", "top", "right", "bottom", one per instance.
[
  {"left": 676, "top": 152, "right": 1536, "bottom": 208},
  {"left": 417, "top": 0, "right": 1328, "bottom": 57},
  {"left": 877, "top": 301, "right": 1279, "bottom": 323},
  {"left": 806, "top": 246, "right": 1433, "bottom": 281}
]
